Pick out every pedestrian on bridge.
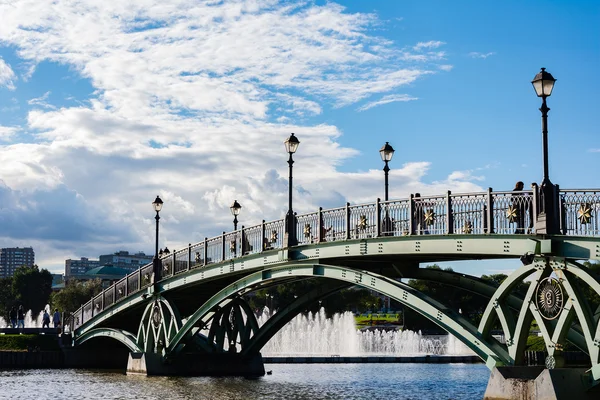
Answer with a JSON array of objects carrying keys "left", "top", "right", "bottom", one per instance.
[
  {"left": 511, "top": 181, "right": 526, "bottom": 234},
  {"left": 17, "top": 305, "right": 25, "bottom": 330},
  {"left": 53, "top": 308, "right": 61, "bottom": 329},
  {"left": 9, "top": 306, "right": 17, "bottom": 328}
]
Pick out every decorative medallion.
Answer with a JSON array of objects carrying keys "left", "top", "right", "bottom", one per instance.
[
  {"left": 358, "top": 215, "right": 368, "bottom": 230},
  {"left": 152, "top": 304, "right": 162, "bottom": 329},
  {"left": 144, "top": 273, "right": 150, "bottom": 281},
  {"left": 303, "top": 223, "right": 312, "bottom": 238},
  {"left": 163, "top": 263, "right": 169, "bottom": 272},
  {"left": 95, "top": 303, "right": 101, "bottom": 310},
  {"left": 462, "top": 221, "right": 473, "bottom": 234},
  {"left": 270, "top": 230, "right": 278, "bottom": 243},
  {"left": 536, "top": 277, "right": 564, "bottom": 320},
  {"left": 577, "top": 203, "right": 592, "bottom": 225},
  {"left": 506, "top": 205, "right": 518, "bottom": 223},
  {"left": 118, "top": 288, "right": 124, "bottom": 296},
  {"left": 195, "top": 252, "right": 202, "bottom": 264},
  {"left": 545, "top": 355, "right": 556, "bottom": 370},
  {"left": 424, "top": 209, "right": 436, "bottom": 226},
  {"left": 230, "top": 240, "right": 236, "bottom": 252}
]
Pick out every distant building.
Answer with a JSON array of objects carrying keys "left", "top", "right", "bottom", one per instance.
[
  {"left": 0, "top": 247, "right": 35, "bottom": 278},
  {"left": 99, "top": 251, "right": 153, "bottom": 274},
  {"left": 78, "top": 265, "right": 129, "bottom": 288},
  {"left": 65, "top": 257, "right": 100, "bottom": 277}
]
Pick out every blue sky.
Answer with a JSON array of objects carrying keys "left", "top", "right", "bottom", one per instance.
[{"left": 0, "top": 0, "right": 598, "bottom": 275}]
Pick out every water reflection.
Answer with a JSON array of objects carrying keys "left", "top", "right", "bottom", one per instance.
[{"left": 0, "top": 364, "right": 489, "bottom": 400}]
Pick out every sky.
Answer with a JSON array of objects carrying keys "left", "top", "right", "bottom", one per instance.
[{"left": 0, "top": 0, "right": 598, "bottom": 276}]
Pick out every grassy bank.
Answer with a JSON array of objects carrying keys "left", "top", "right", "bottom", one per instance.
[{"left": 0, "top": 334, "right": 60, "bottom": 351}]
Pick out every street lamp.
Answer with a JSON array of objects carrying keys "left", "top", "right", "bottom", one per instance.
[
  {"left": 284, "top": 133, "right": 300, "bottom": 246},
  {"left": 152, "top": 195, "right": 164, "bottom": 286},
  {"left": 531, "top": 68, "right": 557, "bottom": 234},
  {"left": 379, "top": 142, "right": 395, "bottom": 201},
  {"left": 230, "top": 200, "right": 242, "bottom": 230}
]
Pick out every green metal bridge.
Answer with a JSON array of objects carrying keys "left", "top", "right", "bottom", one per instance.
[{"left": 69, "top": 186, "right": 600, "bottom": 384}]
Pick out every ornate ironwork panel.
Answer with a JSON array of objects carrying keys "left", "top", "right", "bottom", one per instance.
[
  {"left": 560, "top": 190, "right": 600, "bottom": 236},
  {"left": 321, "top": 206, "right": 346, "bottom": 241},
  {"left": 127, "top": 273, "right": 139, "bottom": 295},
  {"left": 264, "top": 219, "right": 284, "bottom": 250},
  {"left": 224, "top": 231, "right": 240, "bottom": 260},
  {"left": 296, "top": 211, "right": 319, "bottom": 245},
  {"left": 381, "top": 199, "right": 410, "bottom": 236},
  {"left": 450, "top": 192, "right": 487, "bottom": 235},
  {"left": 348, "top": 203, "right": 377, "bottom": 239},
  {"left": 92, "top": 294, "right": 103, "bottom": 315},
  {"left": 492, "top": 190, "right": 534, "bottom": 234},
  {"left": 190, "top": 241, "right": 205, "bottom": 269},
  {"left": 115, "top": 278, "right": 127, "bottom": 301},
  {"left": 174, "top": 249, "right": 188, "bottom": 275},
  {"left": 161, "top": 254, "right": 173, "bottom": 278},
  {"left": 140, "top": 264, "right": 153, "bottom": 289},
  {"left": 83, "top": 301, "right": 93, "bottom": 324},
  {"left": 206, "top": 236, "right": 223, "bottom": 265},
  {"left": 243, "top": 224, "right": 263, "bottom": 255},
  {"left": 413, "top": 195, "right": 446, "bottom": 235},
  {"left": 103, "top": 286, "right": 114, "bottom": 308}
]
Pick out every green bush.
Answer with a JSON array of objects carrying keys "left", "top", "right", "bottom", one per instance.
[{"left": 0, "top": 334, "right": 60, "bottom": 351}]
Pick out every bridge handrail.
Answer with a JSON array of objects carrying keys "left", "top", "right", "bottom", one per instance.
[{"left": 70, "top": 188, "right": 600, "bottom": 331}]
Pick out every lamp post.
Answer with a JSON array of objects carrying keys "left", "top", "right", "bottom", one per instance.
[
  {"left": 230, "top": 200, "right": 242, "bottom": 230},
  {"left": 152, "top": 195, "right": 164, "bottom": 287},
  {"left": 379, "top": 142, "right": 395, "bottom": 201},
  {"left": 531, "top": 68, "right": 557, "bottom": 234},
  {"left": 380, "top": 142, "right": 395, "bottom": 235},
  {"left": 284, "top": 133, "right": 300, "bottom": 247}
]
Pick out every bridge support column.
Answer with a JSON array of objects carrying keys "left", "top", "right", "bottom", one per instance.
[
  {"left": 484, "top": 367, "right": 599, "bottom": 400},
  {"left": 127, "top": 352, "right": 265, "bottom": 377}
]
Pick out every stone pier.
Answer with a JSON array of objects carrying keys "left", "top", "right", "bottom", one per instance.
[
  {"left": 127, "top": 352, "right": 265, "bottom": 377},
  {"left": 484, "top": 367, "right": 599, "bottom": 400}
]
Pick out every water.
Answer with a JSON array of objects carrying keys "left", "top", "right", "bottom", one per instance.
[
  {"left": 0, "top": 364, "right": 490, "bottom": 399},
  {"left": 259, "top": 309, "right": 474, "bottom": 356}
]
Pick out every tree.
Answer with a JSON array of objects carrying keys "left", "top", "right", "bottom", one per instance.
[
  {"left": 12, "top": 265, "right": 53, "bottom": 316},
  {"left": 50, "top": 279, "right": 103, "bottom": 315},
  {"left": 0, "top": 277, "right": 15, "bottom": 321}
]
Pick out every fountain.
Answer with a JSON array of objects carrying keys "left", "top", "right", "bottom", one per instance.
[{"left": 258, "top": 308, "right": 474, "bottom": 357}]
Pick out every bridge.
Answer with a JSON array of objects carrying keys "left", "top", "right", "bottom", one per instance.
[{"left": 66, "top": 184, "right": 600, "bottom": 392}]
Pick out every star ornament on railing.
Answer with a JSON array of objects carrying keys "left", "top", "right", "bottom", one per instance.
[
  {"left": 462, "top": 221, "right": 473, "bottom": 234},
  {"left": 358, "top": 215, "right": 368, "bottom": 230},
  {"left": 424, "top": 209, "right": 436, "bottom": 226},
  {"left": 230, "top": 240, "right": 236, "bottom": 252},
  {"left": 144, "top": 273, "right": 150, "bottom": 281},
  {"left": 270, "top": 230, "right": 278, "bottom": 243},
  {"left": 506, "top": 205, "right": 518, "bottom": 223},
  {"left": 577, "top": 203, "right": 593, "bottom": 225},
  {"left": 303, "top": 223, "right": 311, "bottom": 238}
]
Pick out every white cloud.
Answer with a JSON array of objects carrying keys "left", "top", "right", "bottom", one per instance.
[
  {"left": 357, "top": 94, "right": 417, "bottom": 111},
  {"left": 414, "top": 40, "right": 445, "bottom": 51},
  {"left": 589, "top": 148, "right": 600, "bottom": 153},
  {"left": 0, "top": 0, "right": 466, "bottom": 272},
  {"left": 0, "top": 126, "right": 19, "bottom": 141},
  {"left": 28, "top": 91, "right": 55, "bottom": 109},
  {"left": 438, "top": 64, "right": 453, "bottom": 71},
  {"left": 469, "top": 51, "right": 496, "bottom": 59},
  {"left": 0, "top": 57, "right": 16, "bottom": 90}
]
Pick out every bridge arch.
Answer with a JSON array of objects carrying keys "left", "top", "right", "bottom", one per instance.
[
  {"left": 75, "top": 328, "right": 142, "bottom": 353},
  {"left": 166, "top": 263, "right": 508, "bottom": 367}
]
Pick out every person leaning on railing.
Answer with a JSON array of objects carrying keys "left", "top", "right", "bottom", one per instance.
[{"left": 511, "top": 181, "right": 526, "bottom": 234}]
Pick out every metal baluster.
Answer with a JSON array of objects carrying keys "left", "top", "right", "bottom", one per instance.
[
  {"left": 446, "top": 191, "right": 453, "bottom": 234},
  {"left": 486, "top": 188, "right": 494, "bottom": 234},
  {"left": 345, "top": 202, "right": 350, "bottom": 240}
]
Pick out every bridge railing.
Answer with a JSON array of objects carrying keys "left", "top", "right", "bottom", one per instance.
[
  {"left": 70, "top": 187, "right": 600, "bottom": 331},
  {"left": 560, "top": 189, "right": 600, "bottom": 236}
]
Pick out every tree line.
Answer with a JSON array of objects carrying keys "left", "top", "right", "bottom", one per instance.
[{"left": 0, "top": 265, "right": 102, "bottom": 322}]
